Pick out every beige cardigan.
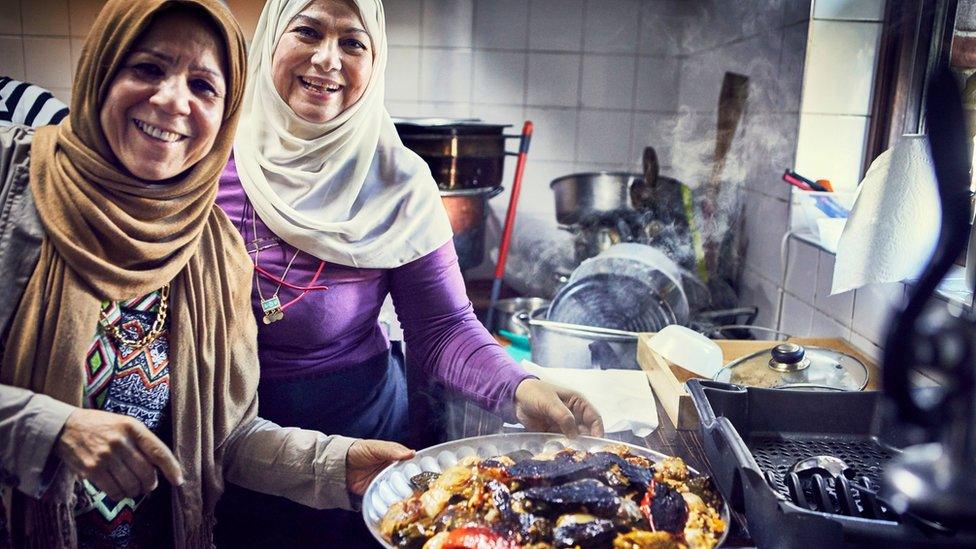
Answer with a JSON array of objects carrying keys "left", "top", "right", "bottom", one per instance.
[{"left": 0, "top": 125, "right": 358, "bottom": 545}]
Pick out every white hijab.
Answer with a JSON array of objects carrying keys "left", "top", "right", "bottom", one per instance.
[{"left": 234, "top": 0, "right": 452, "bottom": 268}]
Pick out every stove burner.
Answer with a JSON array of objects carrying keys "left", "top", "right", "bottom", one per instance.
[
  {"left": 782, "top": 467, "right": 896, "bottom": 518},
  {"left": 790, "top": 455, "right": 853, "bottom": 479},
  {"left": 776, "top": 465, "right": 955, "bottom": 536},
  {"left": 750, "top": 437, "right": 892, "bottom": 498}
]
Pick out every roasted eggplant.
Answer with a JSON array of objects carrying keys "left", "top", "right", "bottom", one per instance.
[
  {"left": 379, "top": 446, "right": 725, "bottom": 549},
  {"left": 521, "top": 479, "right": 621, "bottom": 518}
]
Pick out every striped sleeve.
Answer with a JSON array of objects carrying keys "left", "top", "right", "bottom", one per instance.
[{"left": 0, "top": 78, "right": 68, "bottom": 128}]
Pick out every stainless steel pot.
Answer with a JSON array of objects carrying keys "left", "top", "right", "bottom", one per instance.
[
  {"left": 490, "top": 297, "right": 550, "bottom": 336},
  {"left": 440, "top": 186, "right": 503, "bottom": 270},
  {"left": 395, "top": 118, "right": 512, "bottom": 190},
  {"left": 517, "top": 308, "right": 640, "bottom": 370},
  {"left": 548, "top": 243, "right": 690, "bottom": 332},
  {"left": 550, "top": 172, "right": 642, "bottom": 225}
]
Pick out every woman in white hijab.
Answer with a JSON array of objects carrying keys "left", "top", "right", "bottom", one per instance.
[{"left": 214, "top": 0, "right": 603, "bottom": 545}]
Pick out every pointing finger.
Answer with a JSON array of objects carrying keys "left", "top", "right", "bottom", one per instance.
[{"left": 130, "top": 423, "right": 184, "bottom": 486}]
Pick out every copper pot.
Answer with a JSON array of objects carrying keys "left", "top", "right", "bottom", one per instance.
[
  {"left": 395, "top": 118, "right": 511, "bottom": 190},
  {"left": 440, "top": 186, "right": 503, "bottom": 270}
]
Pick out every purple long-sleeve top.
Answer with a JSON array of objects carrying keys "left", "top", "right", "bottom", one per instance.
[{"left": 216, "top": 158, "right": 533, "bottom": 415}]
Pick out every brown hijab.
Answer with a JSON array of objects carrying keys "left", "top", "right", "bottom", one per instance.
[{"left": 0, "top": 0, "right": 257, "bottom": 546}]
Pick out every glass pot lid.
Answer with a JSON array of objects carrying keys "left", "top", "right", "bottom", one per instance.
[{"left": 712, "top": 342, "right": 868, "bottom": 391}]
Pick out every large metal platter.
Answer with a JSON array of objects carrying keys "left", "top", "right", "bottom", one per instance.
[{"left": 361, "top": 433, "right": 730, "bottom": 547}]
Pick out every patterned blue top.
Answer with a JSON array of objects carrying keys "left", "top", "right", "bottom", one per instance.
[{"left": 75, "top": 291, "right": 173, "bottom": 548}]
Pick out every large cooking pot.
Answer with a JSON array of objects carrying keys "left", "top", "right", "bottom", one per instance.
[
  {"left": 518, "top": 308, "right": 640, "bottom": 370},
  {"left": 547, "top": 243, "right": 690, "bottom": 332},
  {"left": 440, "top": 186, "right": 503, "bottom": 270},
  {"left": 490, "top": 297, "right": 550, "bottom": 336},
  {"left": 550, "top": 172, "right": 643, "bottom": 225},
  {"left": 395, "top": 118, "right": 512, "bottom": 190}
]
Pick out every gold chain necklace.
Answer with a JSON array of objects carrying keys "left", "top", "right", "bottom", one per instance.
[{"left": 98, "top": 284, "right": 170, "bottom": 350}]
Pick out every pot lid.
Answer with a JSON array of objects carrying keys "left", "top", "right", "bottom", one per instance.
[
  {"left": 712, "top": 342, "right": 868, "bottom": 391},
  {"left": 548, "top": 172, "right": 642, "bottom": 188},
  {"left": 393, "top": 117, "right": 511, "bottom": 134}
]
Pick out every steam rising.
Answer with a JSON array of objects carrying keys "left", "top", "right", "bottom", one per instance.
[{"left": 491, "top": 0, "right": 807, "bottom": 308}]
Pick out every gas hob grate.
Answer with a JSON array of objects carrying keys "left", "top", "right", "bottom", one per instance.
[{"left": 748, "top": 435, "right": 894, "bottom": 501}]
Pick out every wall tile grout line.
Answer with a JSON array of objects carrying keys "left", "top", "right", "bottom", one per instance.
[{"left": 18, "top": 0, "right": 26, "bottom": 84}]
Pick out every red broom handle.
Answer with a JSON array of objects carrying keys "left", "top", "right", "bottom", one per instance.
[{"left": 494, "top": 121, "right": 533, "bottom": 279}]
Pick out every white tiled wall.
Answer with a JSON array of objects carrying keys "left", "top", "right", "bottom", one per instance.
[
  {"left": 383, "top": 1, "right": 810, "bottom": 215},
  {"left": 772, "top": 238, "right": 906, "bottom": 362},
  {"left": 0, "top": 0, "right": 77, "bottom": 105},
  {"left": 793, "top": 16, "right": 882, "bottom": 192},
  {"left": 795, "top": 113, "right": 871, "bottom": 191},
  {"left": 1, "top": 0, "right": 829, "bottom": 331},
  {"left": 812, "top": 0, "right": 886, "bottom": 22},
  {"left": 735, "top": 0, "right": 910, "bottom": 363}
]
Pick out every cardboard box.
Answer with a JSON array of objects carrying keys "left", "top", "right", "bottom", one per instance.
[{"left": 636, "top": 335, "right": 879, "bottom": 430}]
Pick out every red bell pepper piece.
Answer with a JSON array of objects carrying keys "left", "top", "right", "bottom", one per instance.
[
  {"left": 443, "top": 526, "right": 515, "bottom": 549},
  {"left": 639, "top": 479, "right": 658, "bottom": 530}
]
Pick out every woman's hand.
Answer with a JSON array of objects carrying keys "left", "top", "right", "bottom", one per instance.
[
  {"left": 346, "top": 439, "right": 415, "bottom": 496},
  {"left": 55, "top": 408, "right": 184, "bottom": 501},
  {"left": 514, "top": 379, "right": 605, "bottom": 438}
]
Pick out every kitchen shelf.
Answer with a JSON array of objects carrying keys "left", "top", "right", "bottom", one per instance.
[{"left": 786, "top": 231, "right": 975, "bottom": 312}]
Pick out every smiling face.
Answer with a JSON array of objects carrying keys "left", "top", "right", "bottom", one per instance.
[
  {"left": 271, "top": 0, "right": 374, "bottom": 124},
  {"left": 98, "top": 9, "right": 227, "bottom": 182}
]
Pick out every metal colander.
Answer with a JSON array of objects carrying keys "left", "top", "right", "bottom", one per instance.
[
  {"left": 546, "top": 273, "right": 677, "bottom": 332},
  {"left": 547, "top": 244, "right": 689, "bottom": 331}
]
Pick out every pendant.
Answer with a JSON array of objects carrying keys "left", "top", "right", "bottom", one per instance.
[
  {"left": 263, "top": 308, "right": 284, "bottom": 324},
  {"left": 261, "top": 296, "right": 281, "bottom": 313},
  {"left": 261, "top": 296, "right": 283, "bottom": 324}
]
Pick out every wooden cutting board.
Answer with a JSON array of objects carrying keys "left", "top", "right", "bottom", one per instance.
[{"left": 636, "top": 335, "right": 879, "bottom": 430}]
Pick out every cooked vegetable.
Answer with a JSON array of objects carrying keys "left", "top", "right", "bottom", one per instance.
[
  {"left": 639, "top": 481, "right": 688, "bottom": 534},
  {"left": 442, "top": 526, "right": 516, "bottom": 549},
  {"left": 521, "top": 479, "right": 621, "bottom": 518},
  {"left": 552, "top": 516, "right": 617, "bottom": 548},
  {"left": 412, "top": 471, "right": 442, "bottom": 492},
  {"left": 380, "top": 446, "right": 724, "bottom": 549},
  {"left": 685, "top": 476, "right": 723, "bottom": 511}
]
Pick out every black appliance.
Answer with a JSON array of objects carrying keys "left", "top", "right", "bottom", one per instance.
[{"left": 685, "top": 67, "right": 976, "bottom": 548}]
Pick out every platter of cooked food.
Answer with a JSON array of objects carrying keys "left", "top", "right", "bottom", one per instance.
[{"left": 362, "top": 433, "right": 728, "bottom": 548}]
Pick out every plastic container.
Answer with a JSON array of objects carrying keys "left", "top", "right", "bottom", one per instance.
[
  {"left": 817, "top": 218, "right": 847, "bottom": 253},
  {"left": 790, "top": 190, "right": 856, "bottom": 240},
  {"left": 647, "top": 325, "right": 723, "bottom": 378}
]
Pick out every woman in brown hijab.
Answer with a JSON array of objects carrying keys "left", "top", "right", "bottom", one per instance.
[{"left": 0, "top": 0, "right": 411, "bottom": 546}]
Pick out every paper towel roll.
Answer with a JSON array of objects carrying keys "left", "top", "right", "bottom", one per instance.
[{"left": 831, "top": 135, "right": 941, "bottom": 294}]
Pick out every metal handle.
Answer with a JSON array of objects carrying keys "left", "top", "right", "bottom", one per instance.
[
  {"left": 527, "top": 318, "right": 639, "bottom": 338},
  {"left": 702, "top": 324, "right": 792, "bottom": 340},
  {"left": 771, "top": 343, "right": 804, "bottom": 364},
  {"left": 694, "top": 307, "right": 758, "bottom": 322},
  {"left": 686, "top": 379, "right": 742, "bottom": 426},
  {"left": 642, "top": 146, "right": 659, "bottom": 186}
]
